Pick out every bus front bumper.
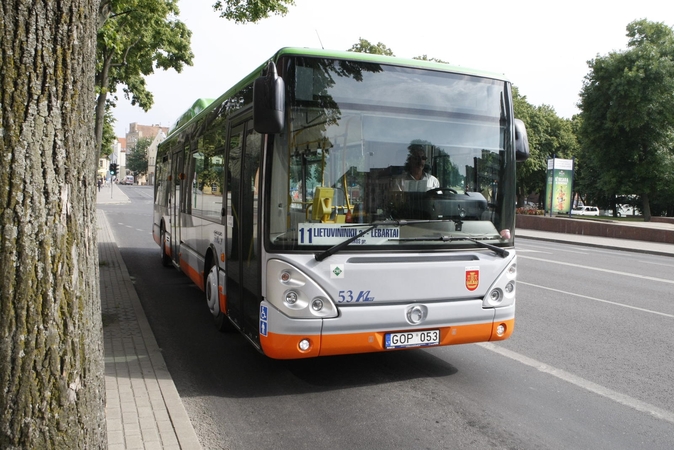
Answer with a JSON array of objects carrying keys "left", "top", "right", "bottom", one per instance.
[{"left": 258, "top": 300, "right": 515, "bottom": 359}]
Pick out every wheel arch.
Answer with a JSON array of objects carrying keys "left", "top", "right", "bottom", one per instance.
[{"left": 204, "top": 244, "right": 219, "bottom": 274}]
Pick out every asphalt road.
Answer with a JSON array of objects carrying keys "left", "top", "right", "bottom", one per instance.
[{"left": 100, "top": 185, "right": 674, "bottom": 450}]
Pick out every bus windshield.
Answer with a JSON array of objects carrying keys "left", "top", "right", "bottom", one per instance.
[{"left": 268, "top": 56, "right": 515, "bottom": 252}]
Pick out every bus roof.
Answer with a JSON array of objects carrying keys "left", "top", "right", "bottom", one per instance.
[
  {"left": 170, "top": 98, "right": 215, "bottom": 132},
  {"left": 164, "top": 47, "right": 510, "bottom": 140},
  {"left": 276, "top": 47, "right": 509, "bottom": 81}
]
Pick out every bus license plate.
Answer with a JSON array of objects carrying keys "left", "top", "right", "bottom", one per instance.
[{"left": 385, "top": 329, "right": 440, "bottom": 349}]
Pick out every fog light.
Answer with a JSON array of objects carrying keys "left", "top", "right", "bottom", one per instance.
[
  {"left": 311, "top": 298, "right": 324, "bottom": 311},
  {"left": 285, "top": 291, "right": 298, "bottom": 305},
  {"left": 505, "top": 281, "right": 515, "bottom": 294},
  {"left": 496, "top": 323, "right": 506, "bottom": 337},
  {"left": 298, "top": 339, "right": 311, "bottom": 351}
]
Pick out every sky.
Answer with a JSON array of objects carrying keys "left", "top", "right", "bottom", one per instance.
[{"left": 112, "top": 0, "right": 674, "bottom": 137}]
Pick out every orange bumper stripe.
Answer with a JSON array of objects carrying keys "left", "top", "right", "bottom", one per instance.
[{"left": 260, "top": 319, "right": 515, "bottom": 360}]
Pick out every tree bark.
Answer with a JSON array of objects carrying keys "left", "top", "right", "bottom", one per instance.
[
  {"left": 94, "top": 53, "right": 111, "bottom": 156},
  {"left": 641, "top": 192, "right": 652, "bottom": 221},
  {"left": 0, "top": 1, "right": 106, "bottom": 448}
]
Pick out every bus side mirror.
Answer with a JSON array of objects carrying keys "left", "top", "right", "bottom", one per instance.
[
  {"left": 253, "top": 61, "right": 285, "bottom": 134},
  {"left": 514, "top": 119, "right": 530, "bottom": 162}
]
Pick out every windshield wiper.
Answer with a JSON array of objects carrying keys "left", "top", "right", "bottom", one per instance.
[
  {"left": 395, "top": 235, "right": 509, "bottom": 258},
  {"left": 314, "top": 219, "right": 451, "bottom": 262}
]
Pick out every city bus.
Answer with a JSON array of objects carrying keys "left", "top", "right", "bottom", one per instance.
[{"left": 152, "top": 47, "right": 530, "bottom": 359}]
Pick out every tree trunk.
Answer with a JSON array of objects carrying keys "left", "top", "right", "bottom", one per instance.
[
  {"left": 94, "top": 82, "right": 108, "bottom": 157},
  {"left": 0, "top": 1, "right": 106, "bottom": 448},
  {"left": 94, "top": 52, "right": 113, "bottom": 157},
  {"left": 641, "top": 192, "right": 652, "bottom": 221}
]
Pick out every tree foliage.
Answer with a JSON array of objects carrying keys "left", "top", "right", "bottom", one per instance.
[
  {"left": 578, "top": 19, "right": 674, "bottom": 220},
  {"left": 97, "top": 1, "right": 297, "bottom": 156},
  {"left": 213, "top": 0, "right": 295, "bottom": 23},
  {"left": 513, "top": 87, "right": 578, "bottom": 206},
  {"left": 95, "top": 0, "right": 194, "bottom": 154},
  {"left": 347, "top": 39, "right": 450, "bottom": 62},
  {"left": 347, "top": 38, "right": 395, "bottom": 56},
  {"left": 126, "top": 137, "right": 151, "bottom": 175},
  {"left": 101, "top": 108, "right": 116, "bottom": 158},
  {"left": 413, "top": 54, "right": 449, "bottom": 64}
]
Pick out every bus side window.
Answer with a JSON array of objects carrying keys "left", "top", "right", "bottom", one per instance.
[{"left": 189, "top": 129, "right": 225, "bottom": 220}]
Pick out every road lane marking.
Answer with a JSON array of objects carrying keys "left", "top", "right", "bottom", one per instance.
[
  {"left": 519, "top": 281, "right": 674, "bottom": 318},
  {"left": 478, "top": 342, "right": 674, "bottom": 425},
  {"left": 517, "top": 244, "right": 590, "bottom": 255},
  {"left": 519, "top": 255, "right": 674, "bottom": 284},
  {"left": 636, "top": 259, "right": 674, "bottom": 268}
]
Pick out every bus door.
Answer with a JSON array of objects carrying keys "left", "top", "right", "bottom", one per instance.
[
  {"left": 225, "top": 118, "right": 263, "bottom": 342},
  {"left": 169, "top": 149, "right": 184, "bottom": 265}
]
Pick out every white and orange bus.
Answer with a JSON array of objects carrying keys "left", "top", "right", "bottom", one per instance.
[{"left": 153, "top": 48, "right": 529, "bottom": 359}]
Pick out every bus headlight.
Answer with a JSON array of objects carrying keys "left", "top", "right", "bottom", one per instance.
[
  {"left": 505, "top": 281, "right": 515, "bottom": 294},
  {"left": 311, "top": 298, "right": 325, "bottom": 311},
  {"left": 284, "top": 290, "right": 299, "bottom": 306},
  {"left": 488, "top": 288, "right": 503, "bottom": 306},
  {"left": 267, "top": 259, "right": 338, "bottom": 318},
  {"left": 482, "top": 256, "right": 517, "bottom": 308}
]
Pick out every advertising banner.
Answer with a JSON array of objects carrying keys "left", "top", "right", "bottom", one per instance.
[{"left": 544, "top": 158, "right": 574, "bottom": 214}]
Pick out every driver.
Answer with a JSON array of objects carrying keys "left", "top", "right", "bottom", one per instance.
[{"left": 394, "top": 142, "right": 440, "bottom": 192}]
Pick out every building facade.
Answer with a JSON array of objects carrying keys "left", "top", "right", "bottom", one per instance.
[{"left": 125, "top": 123, "right": 168, "bottom": 185}]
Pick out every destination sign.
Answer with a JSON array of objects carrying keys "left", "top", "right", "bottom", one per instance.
[{"left": 297, "top": 223, "right": 399, "bottom": 246}]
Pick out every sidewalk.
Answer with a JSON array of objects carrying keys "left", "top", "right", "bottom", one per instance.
[
  {"left": 516, "top": 228, "right": 674, "bottom": 257},
  {"left": 96, "top": 182, "right": 131, "bottom": 205},
  {"left": 97, "top": 184, "right": 201, "bottom": 449}
]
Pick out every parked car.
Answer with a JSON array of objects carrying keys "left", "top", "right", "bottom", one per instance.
[
  {"left": 123, "top": 175, "right": 134, "bottom": 185},
  {"left": 571, "top": 206, "right": 600, "bottom": 216}
]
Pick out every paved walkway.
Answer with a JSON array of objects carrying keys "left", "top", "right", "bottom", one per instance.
[{"left": 97, "top": 184, "right": 201, "bottom": 450}]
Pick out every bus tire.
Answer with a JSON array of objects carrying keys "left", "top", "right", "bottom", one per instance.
[
  {"left": 160, "top": 227, "right": 171, "bottom": 267},
  {"left": 206, "top": 263, "right": 233, "bottom": 332}
]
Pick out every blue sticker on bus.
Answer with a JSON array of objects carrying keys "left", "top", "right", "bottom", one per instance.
[{"left": 260, "top": 305, "right": 268, "bottom": 337}]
